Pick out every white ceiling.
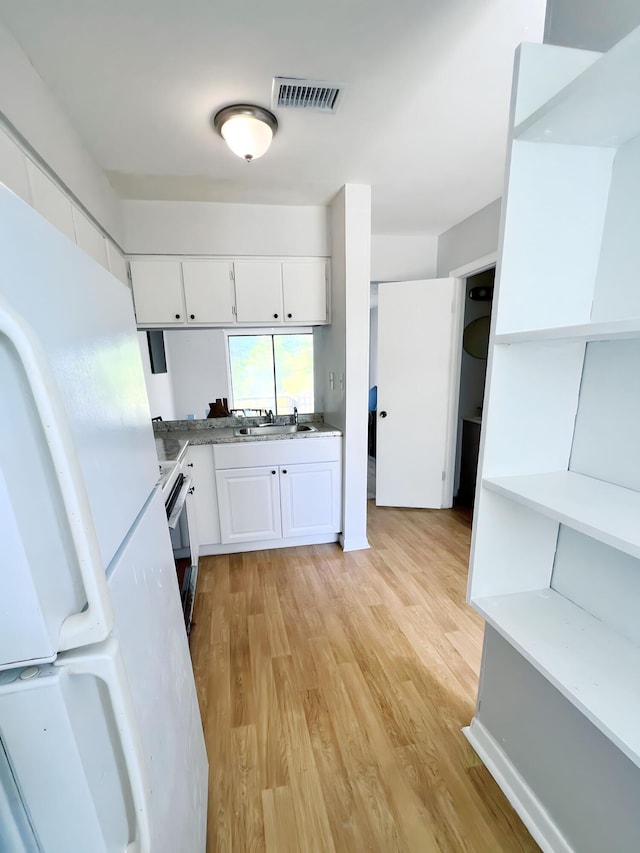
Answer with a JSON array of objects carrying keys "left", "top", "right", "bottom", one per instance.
[{"left": 0, "top": 0, "right": 546, "bottom": 235}]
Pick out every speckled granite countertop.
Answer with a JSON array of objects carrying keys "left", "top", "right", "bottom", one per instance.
[
  {"left": 153, "top": 414, "right": 342, "bottom": 449},
  {"left": 154, "top": 436, "right": 189, "bottom": 464}
]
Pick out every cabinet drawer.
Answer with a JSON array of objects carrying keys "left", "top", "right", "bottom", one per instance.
[{"left": 213, "top": 436, "right": 341, "bottom": 469}]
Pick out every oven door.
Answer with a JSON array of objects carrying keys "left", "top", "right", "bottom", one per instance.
[{"left": 166, "top": 475, "right": 199, "bottom": 634}]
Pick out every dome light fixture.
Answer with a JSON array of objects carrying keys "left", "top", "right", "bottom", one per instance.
[{"left": 212, "top": 104, "right": 278, "bottom": 163}]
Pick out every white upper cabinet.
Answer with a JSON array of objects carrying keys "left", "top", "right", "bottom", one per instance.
[
  {"left": 107, "top": 241, "right": 129, "bottom": 286},
  {"left": 72, "top": 208, "right": 108, "bottom": 269},
  {"left": 27, "top": 162, "right": 75, "bottom": 242},
  {"left": 233, "top": 261, "right": 283, "bottom": 323},
  {"left": 182, "top": 260, "right": 235, "bottom": 324},
  {"left": 282, "top": 261, "right": 327, "bottom": 324},
  {"left": 130, "top": 256, "right": 330, "bottom": 328},
  {"left": 0, "top": 129, "right": 31, "bottom": 204},
  {"left": 129, "top": 260, "right": 185, "bottom": 324}
]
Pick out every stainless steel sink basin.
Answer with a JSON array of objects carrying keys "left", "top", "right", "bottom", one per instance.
[{"left": 234, "top": 424, "right": 317, "bottom": 436}]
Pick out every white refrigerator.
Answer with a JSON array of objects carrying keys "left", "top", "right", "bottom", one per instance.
[{"left": 0, "top": 185, "right": 208, "bottom": 852}]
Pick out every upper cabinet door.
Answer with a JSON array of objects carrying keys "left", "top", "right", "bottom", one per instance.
[
  {"left": 233, "top": 261, "right": 283, "bottom": 323},
  {"left": 0, "top": 130, "right": 31, "bottom": 204},
  {"left": 72, "top": 208, "right": 108, "bottom": 269},
  {"left": 106, "top": 241, "right": 129, "bottom": 286},
  {"left": 130, "top": 260, "right": 185, "bottom": 325},
  {"left": 182, "top": 260, "right": 235, "bottom": 324},
  {"left": 27, "top": 162, "right": 75, "bottom": 242},
  {"left": 282, "top": 261, "right": 328, "bottom": 324}
]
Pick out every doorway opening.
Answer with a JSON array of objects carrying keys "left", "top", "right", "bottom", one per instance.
[{"left": 454, "top": 266, "right": 495, "bottom": 508}]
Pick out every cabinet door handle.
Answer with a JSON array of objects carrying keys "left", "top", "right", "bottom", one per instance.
[
  {"left": 379, "top": 410, "right": 388, "bottom": 418},
  {"left": 175, "top": 313, "right": 181, "bottom": 319},
  {"left": 273, "top": 313, "right": 279, "bottom": 319},
  {"left": 282, "top": 469, "right": 287, "bottom": 474},
  {"left": 190, "top": 313, "right": 195, "bottom": 320},
  {"left": 271, "top": 470, "right": 276, "bottom": 475},
  {"left": 287, "top": 313, "right": 292, "bottom": 319},
  {"left": 187, "top": 463, "right": 194, "bottom": 467}
]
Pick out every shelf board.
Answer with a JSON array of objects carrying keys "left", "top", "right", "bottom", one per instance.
[
  {"left": 483, "top": 471, "right": 640, "bottom": 559},
  {"left": 514, "top": 27, "right": 640, "bottom": 147},
  {"left": 495, "top": 318, "right": 640, "bottom": 345},
  {"left": 472, "top": 588, "right": 640, "bottom": 768}
]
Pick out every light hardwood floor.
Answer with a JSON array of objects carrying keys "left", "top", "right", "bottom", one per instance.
[{"left": 190, "top": 502, "right": 539, "bottom": 852}]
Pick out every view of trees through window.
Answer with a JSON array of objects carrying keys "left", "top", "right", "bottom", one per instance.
[{"left": 228, "top": 333, "right": 314, "bottom": 415}]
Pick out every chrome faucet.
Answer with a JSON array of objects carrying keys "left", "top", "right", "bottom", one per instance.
[
  {"left": 266, "top": 409, "right": 275, "bottom": 424},
  {"left": 293, "top": 406, "right": 298, "bottom": 425}
]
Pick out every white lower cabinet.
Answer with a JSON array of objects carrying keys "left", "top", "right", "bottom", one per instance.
[
  {"left": 213, "top": 437, "right": 342, "bottom": 548},
  {"left": 216, "top": 466, "right": 281, "bottom": 543},
  {"left": 185, "top": 445, "right": 220, "bottom": 545},
  {"left": 280, "top": 461, "right": 341, "bottom": 537}
]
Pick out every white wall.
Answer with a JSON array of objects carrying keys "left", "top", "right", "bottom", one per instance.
[
  {"left": 137, "top": 332, "right": 175, "bottom": 421},
  {"left": 165, "top": 330, "right": 230, "bottom": 420},
  {"left": 436, "top": 198, "right": 501, "bottom": 276},
  {"left": 122, "top": 200, "right": 330, "bottom": 257},
  {"left": 545, "top": 0, "right": 640, "bottom": 51},
  {"left": 476, "top": 628, "right": 640, "bottom": 851},
  {"left": 0, "top": 19, "right": 122, "bottom": 242},
  {"left": 370, "top": 234, "right": 438, "bottom": 282},
  {"left": 315, "top": 185, "right": 371, "bottom": 551}
]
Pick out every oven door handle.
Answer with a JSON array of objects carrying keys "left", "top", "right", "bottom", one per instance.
[{"left": 167, "top": 475, "right": 193, "bottom": 529}]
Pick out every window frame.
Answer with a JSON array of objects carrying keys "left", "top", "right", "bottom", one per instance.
[{"left": 224, "top": 326, "right": 314, "bottom": 415}]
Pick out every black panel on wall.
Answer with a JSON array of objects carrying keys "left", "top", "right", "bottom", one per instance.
[{"left": 147, "top": 330, "right": 167, "bottom": 374}]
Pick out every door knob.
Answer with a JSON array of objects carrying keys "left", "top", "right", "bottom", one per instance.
[{"left": 379, "top": 411, "right": 388, "bottom": 418}]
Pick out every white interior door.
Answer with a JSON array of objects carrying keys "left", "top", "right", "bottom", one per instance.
[{"left": 376, "top": 277, "right": 463, "bottom": 508}]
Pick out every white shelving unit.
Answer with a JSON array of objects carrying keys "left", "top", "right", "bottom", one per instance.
[
  {"left": 468, "top": 29, "right": 640, "bottom": 771},
  {"left": 473, "top": 589, "right": 640, "bottom": 768}
]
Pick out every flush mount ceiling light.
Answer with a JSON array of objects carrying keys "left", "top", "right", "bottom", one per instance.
[{"left": 212, "top": 104, "right": 278, "bottom": 163}]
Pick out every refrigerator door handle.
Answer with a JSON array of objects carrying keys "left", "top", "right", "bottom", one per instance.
[
  {"left": 0, "top": 297, "right": 114, "bottom": 651},
  {"left": 58, "top": 638, "right": 151, "bottom": 853}
]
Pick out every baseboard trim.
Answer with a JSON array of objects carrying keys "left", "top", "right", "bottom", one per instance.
[
  {"left": 339, "top": 534, "right": 370, "bottom": 552},
  {"left": 463, "top": 719, "right": 572, "bottom": 853},
  {"left": 199, "top": 533, "right": 340, "bottom": 556}
]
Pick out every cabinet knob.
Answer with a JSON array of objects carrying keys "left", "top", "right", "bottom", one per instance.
[
  {"left": 175, "top": 313, "right": 181, "bottom": 319},
  {"left": 282, "top": 469, "right": 287, "bottom": 474},
  {"left": 379, "top": 410, "right": 388, "bottom": 418},
  {"left": 187, "top": 463, "right": 194, "bottom": 467},
  {"left": 271, "top": 470, "right": 276, "bottom": 475},
  {"left": 273, "top": 313, "right": 279, "bottom": 319},
  {"left": 287, "top": 313, "right": 292, "bottom": 319},
  {"left": 190, "top": 313, "right": 195, "bottom": 320},
  {"left": 188, "top": 487, "right": 195, "bottom": 494}
]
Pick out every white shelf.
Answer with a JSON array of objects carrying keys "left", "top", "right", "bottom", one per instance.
[
  {"left": 472, "top": 588, "right": 640, "bottom": 768},
  {"left": 514, "top": 27, "right": 640, "bottom": 147},
  {"left": 495, "top": 318, "right": 640, "bottom": 345},
  {"left": 483, "top": 471, "right": 640, "bottom": 559}
]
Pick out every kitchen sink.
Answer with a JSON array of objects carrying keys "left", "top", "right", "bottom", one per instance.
[{"left": 233, "top": 424, "right": 317, "bottom": 436}]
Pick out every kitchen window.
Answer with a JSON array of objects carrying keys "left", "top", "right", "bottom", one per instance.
[{"left": 227, "top": 332, "right": 314, "bottom": 415}]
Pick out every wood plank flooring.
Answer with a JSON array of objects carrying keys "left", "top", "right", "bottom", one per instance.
[{"left": 190, "top": 502, "right": 539, "bottom": 852}]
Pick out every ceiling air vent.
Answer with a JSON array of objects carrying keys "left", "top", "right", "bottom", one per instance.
[{"left": 272, "top": 77, "right": 343, "bottom": 113}]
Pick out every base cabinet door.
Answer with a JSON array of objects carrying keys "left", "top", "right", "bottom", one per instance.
[
  {"left": 216, "top": 466, "right": 281, "bottom": 543},
  {"left": 186, "top": 446, "right": 220, "bottom": 545},
  {"left": 280, "top": 461, "right": 341, "bottom": 537}
]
